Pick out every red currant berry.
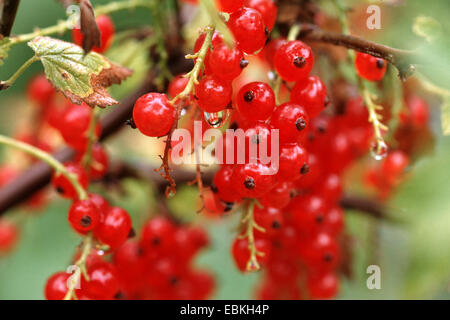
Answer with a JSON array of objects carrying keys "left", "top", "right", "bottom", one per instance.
[
  {"left": 72, "top": 15, "right": 115, "bottom": 53},
  {"left": 270, "top": 102, "right": 310, "bottom": 144},
  {"left": 307, "top": 272, "right": 339, "bottom": 299},
  {"left": 228, "top": 7, "right": 267, "bottom": 54},
  {"left": 259, "top": 181, "right": 293, "bottom": 209},
  {"left": 401, "top": 95, "right": 429, "bottom": 128},
  {"left": 140, "top": 217, "right": 176, "bottom": 255},
  {"left": 89, "top": 143, "right": 109, "bottom": 180},
  {"left": 45, "top": 272, "right": 70, "bottom": 300},
  {"left": 88, "top": 193, "right": 110, "bottom": 215},
  {"left": 323, "top": 207, "right": 344, "bottom": 236},
  {"left": 315, "top": 173, "right": 342, "bottom": 204},
  {"left": 209, "top": 43, "right": 246, "bottom": 81},
  {"left": 215, "top": 0, "right": 244, "bottom": 13},
  {"left": 232, "top": 236, "right": 271, "bottom": 271},
  {"left": 291, "top": 76, "right": 328, "bottom": 118},
  {"left": 196, "top": 75, "right": 232, "bottom": 113},
  {"left": 213, "top": 165, "right": 241, "bottom": 202},
  {"left": 27, "top": 74, "right": 55, "bottom": 106},
  {"left": 68, "top": 199, "right": 101, "bottom": 234},
  {"left": 168, "top": 74, "right": 190, "bottom": 103},
  {"left": 132, "top": 93, "right": 175, "bottom": 137},
  {"left": 51, "top": 162, "right": 89, "bottom": 199},
  {"left": 274, "top": 40, "right": 314, "bottom": 82},
  {"left": 194, "top": 31, "right": 224, "bottom": 75},
  {"left": 290, "top": 194, "right": 327, "bottom": 234},
  {"left": 244, "top": 0, "right": 278, "bottom": 31},
  {"left": 94, "top": 206, "right": 132, "bottom": 250},
  {"left": 278, "top": 143, "right": 308, "bottom": 181},
  {"left": 81, "top": 262, "right": 119, "bottom": 299},
  {"left": 236, "top": 82, "right": 276, "bottom": 121},
  {"left": 264, "top": 38, "right": 286, "bottom": 67},
  {"left": 0, "top": 220, "right": 18, "bottom": 252},
  {"left": 382, "top": 150, "right": 409, "bottom": 183},
  {"left": 300, "top": 232, "right": 340, "bottom": 271},
  {"left": 355, "top": 52, "right": 387, "bottom": 81},
  {"left": 231, "top": 162, "right": 275, "bottom": 198},
  {"left": 254, "top": 206, "right": 284, "bottom": 237}
]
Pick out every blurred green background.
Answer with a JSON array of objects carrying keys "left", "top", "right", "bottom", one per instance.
[{"left": 0, "top": 0, "right": 450, "bottom": 300}]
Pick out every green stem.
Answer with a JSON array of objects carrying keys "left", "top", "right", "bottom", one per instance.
[
  {"left": 81, "top": 108, "right": 100, "bottom": 169},
  {"left": 241, "top": 199, "right": 265, "bottom": 272},
  {"left": 1, "top": 55, "right": 39, "bottom": 89},
  {"left": 9, "top": 0, "right": 155, "bottom": 46},
  {"left": 64, "top": 234, "right": 93, "bottom": 300},
  {"left": 0, "top": 134, "right": 88, "bottom": 200},
  {"left": 170, "top": 25, "right": 216, "bottom": 104}
]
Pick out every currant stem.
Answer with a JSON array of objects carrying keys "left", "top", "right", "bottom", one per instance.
[
  {"left": 64, "top": 233, "right": 93, "bottom": 300},
  {"left": 169, "top": 25, "right": 216, "bottom": 105},
  {"left": 81, "top": 107, "right": 101, "bottom": 169},
  {"left": 241, "top": 199, "right": 266, "bottom": 272},
  {"left": 0, "top": 134, "right": 88, "bottom": 200},
  {"left": 0, "top": 55, "right": 39, "bottom": 90}
]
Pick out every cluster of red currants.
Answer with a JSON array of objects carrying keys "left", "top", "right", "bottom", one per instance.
[{"left": 45, "top": 217, "right": 214, "bottom": 300}]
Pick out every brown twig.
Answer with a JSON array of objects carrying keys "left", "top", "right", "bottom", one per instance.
[
  {"left": 297, "top": 23, "right": 417, "bottom": 80},
  {"left": 0, "top": 0, "right": 21, "bottom": 37}
]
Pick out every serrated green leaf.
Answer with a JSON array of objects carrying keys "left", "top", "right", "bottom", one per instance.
[
  {"left": 441, "top": 97, "right": 450, "bottom": 135},
  {"left": 27, "top": 36, "right": 132, "bottom": 107},
  {"left": 413, "top": 16, "right": 442, "bottom": 43},
  {"left": 0, "top": 38, "right": 11, "bottom": 65}
]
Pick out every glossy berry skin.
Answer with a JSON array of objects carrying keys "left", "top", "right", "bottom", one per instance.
[
  {"left": 51, "top": 162, "right": 89, "bottom": 199},
  {"left": 0, "top": 220, "right": 18, "bottom": 252},
  {"left": 194, "top": 31, "right": 224, "bottom": 75},
  {"left": 81, "top": 262, "right": 119, "bottom": 299},
  {"left": 355, "top": 52, "right": 387, "bottom": 81},
  {"left": 278, "top": 143, "right": 308, "bottom": 181},
  {"left": 140, "top": 217, "right": 176, "bottom": 256},
  {"left": 231, "top": 162, "right": 275, "bottom": 198},
  {"left": 27, "top": 74, "right": 55, "bottom": 106},
  {"left": 168, "top": 74, "right": 190, "bottom": 102},
  {"left": 88, "top": 193, "right": 109, "bottom": 215},
  {"left": 232, "top": 237, "right": 271, "bottom": 271},
  {"left": 259, "top": 181, "right": 292, "bottom": 209},
  {"left": 213, "top": 165, "right": 241, "bottom": 202},
  {"left": 323, "top": 207, "right": 344, "bottom": 236},
  {"left": 133, "top": 93, "right": 175, "bottom": 137},
  {"left": 264, "top": 38, "right": 286, "bottom": 67},
  {"left": 45, "top": 272, "right": 70, "bottom": 300},
  {"left": 209, "top": 44, "right": 246, "bottom": 81},
  {"left": 290, "top": 195, "right": 327, "bottom": 234},
  {"left": 227, "top": 8, "right": 267, "bottom": 54},
  {"left": 244, "top": 0, "right": 278, "bottom": 31},
  {"left": 254, "top": 206, "right": 284, "bottom": 237},
  {"left": 270, "top": 102, "right": 310, "bottom": 144},
  {"left": 291, "top": 76, "right": 328, "bottom": 118},
  {"left": 68, "top": 199, "right": 101, "bottom": 234},
  {"left": 274, "top": 41, "right": 314, "bottom": 82},
  {"left": 236, "top": 82, "right": 276, "bottom": 121},
  {"left": 307, "top": 272, "right": 339, "bottom": 300},
  {"left": 94, "top": 207, "right": 132, "bottom": 250},
  {"left": 215, "top": 0, "right": 244, "bottom": 13},
  {"left": 196, "top": 75, "right": 232, "bottom": 113},
  {"left": 382, "top": 150, "right": 409, "bottom": 184},
  {"left": 72, "top": 15, "right": 115, "bottom": 53},
  {"left": 300, "top": 232, "right": 340, "bottom": 272}
]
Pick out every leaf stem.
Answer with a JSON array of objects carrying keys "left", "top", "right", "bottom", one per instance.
[
  {"left": 0, "top": 134, "right": 88, "bottom": 200},
  {"left": 64, "top": 234, "right": 93, "bottom": 300},
  {"left": 0, "top": 55, "right": 39, "bottom": 89}
]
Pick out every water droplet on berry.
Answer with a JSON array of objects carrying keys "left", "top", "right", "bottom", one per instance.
[
  {"left": 370, "top": 140, "right": 388, "bottom": 160},
  {"left": 203, "top": 110, "right": 230, "bottom": 128}
]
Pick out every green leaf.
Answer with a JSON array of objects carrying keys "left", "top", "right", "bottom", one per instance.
[
  {"left": 0, "top": 38, "right": 11, "bottom": 65},
  {"left": 27, "top": 36, "right": 132, "bottom": 107},
  {"left": 441, "top": 97, "right": 450, "bottom": 135},
  {"left": 413, "top": 16, "right": 443, "bottom": 43}
]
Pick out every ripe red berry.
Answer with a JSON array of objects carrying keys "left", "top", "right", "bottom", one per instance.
[
  {"left": 81, "top": 262, "right": 119, "bottom": 299},
  {"left": 88, "top": 193, "right": 110, "bottom": 215},
  {"left": 278, "top": 143, "right": 308, "bottom": 181},
  {"left": 72, "top": 15, "right": 115, "bottom": 53},
  {"left": 213, "top": 165, "right": 241, "bottom": 202},
  {"left": 291, "top": 76, "right": 328, "bottom": 118},
  {"left": 232, "top": 236, "right": 271, "bottom": 271},
  {"left": 132, "top": 93, "right": 175, "bottom": 137},
  {"left": 196, "top": 75, "right": 232, "bottom": 113},
  {"left": 270, "top": 102, "right": 310, "bottom": 144},
  {"left": 0, "top": 220, "right": 18, "bottom": 252},
  {"left": 401, "top": 95, "right": 429, "bottom": 128},
  {"left": 274, "top": 40, "right": 314, "bottom": 82},
  {"left": 307, "top": 272, "right": 339, "bottom": 299},
  {"left": 94, "top": 207, "right": 132, "bottom": 250},
  {"left": 68, "top": 199, "right": 101, "bottom": 234},
  {"left": 209, "top": 43, "right": 246, "bottom": 81},
  {"left": 382, "top": 150, "right": 409, "bottom": 183},
  {"left": 290, "top": 194, "right": 327, "bottom": 234},
  {"left": 27, "top": 74, "right": 55, "bottom": 106},
  {"left": 89, "top": 143, "right": 109, "bottom": 180},
  {"left": 168, "top": 74, "right": 190, "bottom": 102},
  {"left": 264, "top": 38, "right": 286, "bottom": 67},
  {"left": 355, "top": 52, "right": 387, "bottom": 81},
  {"left": 254, "top": 206, "right": 284, "bottom": 237},
  {"left": 52, "top": 162, "right": 89, "bottom": 199},
  {"left": 259, "top": 181, "right": 293, "bottom": 209},
  {"left": 194, "top": 31, "right": 224, "bottom": 75},
  {"left": 227, "top": 7, "right": 267, "bottom": 54},
  {"left": 323, "top": 207, "right": 344, "bottom": 236},
  {"left": 244, "top": 0, "right": 278, "bottom": 31},
  {"left": 236, "top": 82, "right": 276, "bottom": 121},
  {"left": 215, "top": 0, "right": 244, "bottom": 13},
  {"left": 300, "top": 232, "right": 340, "bottom": 271},
  {"left": 45, "top": 272, "right": 70, "bottom": 300},
  {"left": 140, "top": 217, "right": 176, "bottom": 255},
  {"left": 231, "top": 162, "right": 275, "bottom": 198}
]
